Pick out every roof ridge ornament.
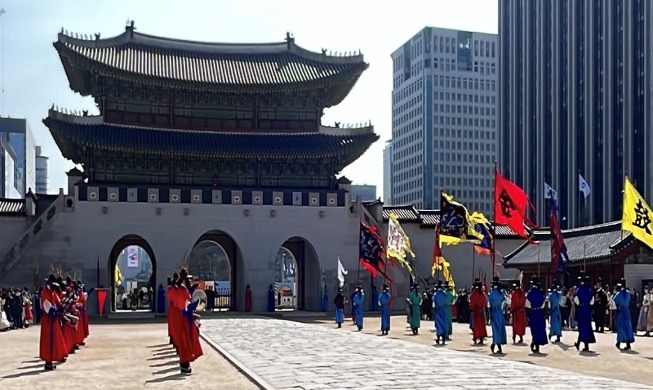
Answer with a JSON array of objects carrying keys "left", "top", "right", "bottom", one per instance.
[
  {"left": 125, "top": 19, "right": 136, "bottom": 38},
  {"left": 285, "top": 31, "right": 294, "bottom": 49}
]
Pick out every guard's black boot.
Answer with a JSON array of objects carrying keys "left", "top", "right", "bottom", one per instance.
[
  {"left": 44, "top": 363, "right": 55, "bottom": 371},
  {"left": 491, "top": 344, "right": 495, "bottom": 354},
  {"left": 556, "top": 336, "right": 560, "bottom": 343},
  {"left": 512, "top": 335, "right": 516, "bottom": 343},
  {"left": 616, "top": 342, "right": 620, "bottom": 350},
  {"left": 574, "top": 341, "right": 580, "bottom": 350},
  {"left": 519, "top": 336, "right": 523, "bottom": 343},
  {"left": 497, "top": 345, "right": 502, "bottom": 354},
  {"left": 625, "top": 343, "right": 632, "bottom": 350},
  {"left": 582, "top": 342, "right": 590, "bottom": 352},
  {"left": 337, "top": 323, "right": 341, "bottom": 328}
]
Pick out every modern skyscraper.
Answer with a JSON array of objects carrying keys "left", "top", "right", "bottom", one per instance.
[
  {"left": 35, "top": 145, "right": 49, "bottom": 194},
  {"left": 390, "top": 27, "right": 498, "bottom": 212},
  {"left": 383, "top": 141, "right": 392, "bottom": 204},
  {"left": 350, "top": 184, "right": 377, "bottom": 203},
  {"left": 499, "top": 1, "right": 653, "bottom": 228},
  {"left": 0, "top": 118, "right": 35, "bottom": 198}
]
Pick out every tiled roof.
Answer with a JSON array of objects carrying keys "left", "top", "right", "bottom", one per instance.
[
  {"left": 383, "top": 205, "right": 420, "bottom": 222},
  {"left": 0, "top": 199, "right": 25, "bottom": 217},
  {"left": 379, "top": 205, "right": 523, "bottom": 237},
  {"left": 55, "top": 29, "right": 367, "bottom": 92},
  {"left": 44, "top": 113, "right": 378, "bottom": 168},
  {"left": 503, "top": 221, "right": 630, "bottom": 268}
]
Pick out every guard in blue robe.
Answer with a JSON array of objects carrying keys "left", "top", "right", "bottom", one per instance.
[
  {"left": 334, "top": 288, "right": 345, "bottom": 328},
  {"left": 488, "top": 277, "right": 507, "bottom": 354},
  {"left": 157, "top": 284, "right": 166, "bottom": 313},
  {"left": 526, "top": 277, "right": 548, "bottom": 354},
  {"left": 378, "top": 284, "right": 391, "bottom": 335},
  {"left": 574, "top": 272, "right": 596, "bottom": 351},
  {"left": 432, "top": 281, "right": 448, "bottom": 345},
  {"left": 614, "top": 279, "right": 635, "bottom": 350},
  {"left": 548, "top": 283, "right": 563, "bottom": 342},
  {"left": 353, "top": 286, "right": 365, "bottom": 331},
  {"left": 267, "top": 284, "right": 276, "bottom": 312}
]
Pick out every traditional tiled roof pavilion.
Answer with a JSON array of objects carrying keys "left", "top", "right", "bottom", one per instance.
[{"left": 45, "top": 23, "right": 378, "bottom": 189}]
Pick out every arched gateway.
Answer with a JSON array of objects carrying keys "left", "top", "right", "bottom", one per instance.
[
  {"left": 109, "top": 235, "right": 156, "bottom": 313},
  {"left": 187, "top": 231, "right": 240, "bottom": 311},
  {"left": 274, "top": 237, "right": 320, "bottom": 311}
]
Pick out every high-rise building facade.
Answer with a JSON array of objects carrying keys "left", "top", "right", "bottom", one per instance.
[
  {"left": 350, "top": 184, "right": 377, "bottom": 203},
  {"left": 35, "top": 145, "right": 49, "bottom": 194},
  {"left": 391, "top": 27, "right": 498, "bottom": 212},
  {"left": 499, "top": 1, "right": 653, "bottom": 228},
  {"left": 383, "top": 141, "right": 392, "bottom": 204},
  {"left": 0, "top": 118, "right": 36, "bottom": 198}
]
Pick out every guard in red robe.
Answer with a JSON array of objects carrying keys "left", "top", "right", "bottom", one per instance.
[
  {"left": 166, "top": 276, "right": 174, "bottom": 346},
  {"left": 75, "top": 282, "right": 87, "bottom": 346},
  {"left": 510, "top": 282, "right": 526, "bottom": 343},
  {"left": 81, "top": 283, "right": 90, "bottom": 341},
  {"left": 54, "top": 276, "right": 69, "bottom": 361},
  {"left": 23, "top": 288, "right": 34, "bottom": 325},
  {"left": 169, "top": 274, "right": 181, "bottom": 354},
  {"left": 470, "top": 280, "right": 488, "bottom": 345},
  {"left": 62, "top": 279, "right": 79, "bottom": 355},
  {"left": 39, "top": 275, "right": 67, "bottom": 370},
  {"left": 174, "top": 269, "right": 203, "bottom": 374}
]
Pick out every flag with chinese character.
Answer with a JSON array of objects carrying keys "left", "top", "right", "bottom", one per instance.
[
  {"left": 548, "top": 197, "right": 569, "bottom": 273},
  {"left": 386, "top": 213, "right": 415, "bottom": 274},
  {"left": 431, "top": 226, "right": 455, "bottom": 289},
  {"left": 359, "top": 222, "right": 391, "bottom": 281},
  {"left": 494, "top": 169, "right": 538, "bottom": 242},
  {"left": 440, "top": 192, "right": 484, "bottom": 245},
  {"left": 622, "top": 177, "right": 653, "bottom": 250}
]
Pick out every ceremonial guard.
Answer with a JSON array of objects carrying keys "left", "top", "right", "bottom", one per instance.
[
  {"left": 613, "top": 279, "right": 635, "bottom": 350},
  {"left": 408, "top": 284, "right": 422, "bottom": 335},
  {"left": 469, "top": 279, "right": 487, "bottom": 345},
  {"left": 526, "top": 277, "right": 547, "bottom": 354},
  {"left": 510, "top": 281, "right": 526, "bottom": 343},
  {"left": 574, "top": 272, "right": 596, "bottom": 352},
  {"left": 172, "top": 269, "right": 203, "bottom": 374},
  {"left": 548, "top": 283, "right": 563, "bottom": 342},
  {"left": 488, "top": 277, "right": 507, "bottom": 354},
  {"left": 23, "top": 288, "right": 34, "bottom": 326},
  {"left": 168, "top": 274, "right": 180, "bottom": 353},
  {"left": 432, "top": 281, "right": 448, "bottom": 345},
  {"left": 378, "top": 284, "right": 391, "bottom": 335},
  {"left": 333, "top": 287, "right": 345, "bottom": 328},
  {"left": 39, "top": 275, "right": 67, "bottom": 371},
  {"left": 352, "top": 286, "right": 365, "bottom": 331}
]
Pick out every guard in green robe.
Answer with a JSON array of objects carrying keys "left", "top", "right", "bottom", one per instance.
[
  {"left": 408, "top": 284, "right": 423, "bottom": 335},
  {"left": 444, "top": 283, "right": 456, "bottom": 340}
]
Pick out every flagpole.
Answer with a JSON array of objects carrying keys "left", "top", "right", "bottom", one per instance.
[
  {"left": 621, "top": 172, "right": 628, "bottom": 241},
  {"left": 583, "top": 242, "right": 587, "bottom": 272},
  {"left": 577, "top": 169, "right": 581, "bottom": 227},
  {"left": 537, "top": 245, "right": 541, "bottom": 277},
  {"left": 471, "top": 245, "right": 476, "bottom": 282},
  {"left": 437, "top": 185, "right": 443, "bottom": 283},
  {"left": 357, "top": 223, "right": 361, "bottom": 285},
  {"left": 492, "top": 161, "right": 497, "bottom": 276}
]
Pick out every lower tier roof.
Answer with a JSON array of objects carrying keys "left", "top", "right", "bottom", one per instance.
[{"left": 43, "top": 114, "right": 378, "bottom": 169}]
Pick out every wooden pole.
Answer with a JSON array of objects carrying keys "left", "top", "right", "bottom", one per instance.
[
  {"left": 492, "top": 161, "right": 498, "bottom": 276},
  {"left": 583, "top": 242, "right": 587, "bottom": 272},
  {"left": 577, "top": 169, "right": 581, "bottom": 227},
  {"left": 471, "top": 245, "right": 476, "bottom": 282},
  {"left": 537, "top": 245, "right": 541, "bottom": 277}
]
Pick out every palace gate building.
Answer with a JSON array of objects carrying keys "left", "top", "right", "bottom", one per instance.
[{"left": 0, "top": 24, "right": 380, "bottom": 313}]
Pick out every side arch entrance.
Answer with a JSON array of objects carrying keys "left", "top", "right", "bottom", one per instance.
[
  {"left": 109, "top": 235, "right": 156, "bottom": 312},
  {"left": 274, "top": 237, "right": 320, "bottom": 311},
  {"left": 187, "top": 231, "right": 240, "bottom": 311}
]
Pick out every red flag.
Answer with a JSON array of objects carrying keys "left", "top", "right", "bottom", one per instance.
[
  {"left": 494, "top": 169, "right": 538, "bottom": 241},
  {"left": 97, "top": 290, "right": 108, "bottom": 317}
]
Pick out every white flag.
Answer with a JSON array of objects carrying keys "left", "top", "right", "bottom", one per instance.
[
  {"left": 337, "top": 256, "right": 347, "bottom": 287},
  {"left": 579, "top": 174, "right": 591, "bottom": 199},
  {"left": 544, "top": 182, "right": 557, "bottom": 200}
]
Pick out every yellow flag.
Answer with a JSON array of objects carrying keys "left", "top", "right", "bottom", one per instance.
[
  {"left": 386, "top": 213, "right": 415, "bottom": 275},
  {"left": 622, "top": 177, "right": 653, "bottom": 250},
  {"left": 114, "top": 265, "right": 123, "bottom": 287}
]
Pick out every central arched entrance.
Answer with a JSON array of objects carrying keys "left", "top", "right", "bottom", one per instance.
[
  {"left": 109, "top": 235, "right": 156, "bottom": 313},
  {"left": 187, "top": 231, "right": 239, "bottom": 311},
  {"left": 276, "top": 237, "right": 320, "bottom": 311}
]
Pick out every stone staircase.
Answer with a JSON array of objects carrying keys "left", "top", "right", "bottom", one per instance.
[{"left": 0, "top": 192, "right": 65, "bottom": 275}]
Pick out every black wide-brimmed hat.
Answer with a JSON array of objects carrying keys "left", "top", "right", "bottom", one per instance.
[
  {"left": 382, "top": 284, "right": 389, "bottom": 291},
  {"left": 530, "top": 276, "right": 541, "bottom": 287},
  {"left": 436, "top": 280, "right": 443, "bottom": 289},
  {"left": 617, "top": 278, "right": 626, "bottom": 289}
]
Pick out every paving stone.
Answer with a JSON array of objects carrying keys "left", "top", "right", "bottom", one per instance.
[{"left": 201, "top": 318, "right": 652, "bottom": 390}]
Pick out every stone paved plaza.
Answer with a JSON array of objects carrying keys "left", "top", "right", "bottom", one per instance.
[{"left": 201, "top": 317, "right": 652, "bottom": 390}]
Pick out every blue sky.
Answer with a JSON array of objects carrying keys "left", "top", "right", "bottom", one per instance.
[{"left": 0, "top": 0, "right": 497, "bottom": 195}]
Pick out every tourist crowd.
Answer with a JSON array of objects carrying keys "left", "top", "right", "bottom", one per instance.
[{"left": 0, "top": 287, "right": 39, "bottom": 331}]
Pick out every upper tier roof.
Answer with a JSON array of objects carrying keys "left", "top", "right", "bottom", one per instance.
[
  {"left": 54, "top": 25, "right": 368, "bottom": 105},
  {"left": 43, "top": 110, "right": 378, "bottom": 170}
]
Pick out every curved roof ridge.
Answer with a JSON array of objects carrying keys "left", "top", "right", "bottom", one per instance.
[
  {"left": 45, "top": 110, "right": 377, "bottom": 137},
  {"left": 57, "top": 27, "right": 365, "bottom": 64}
]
